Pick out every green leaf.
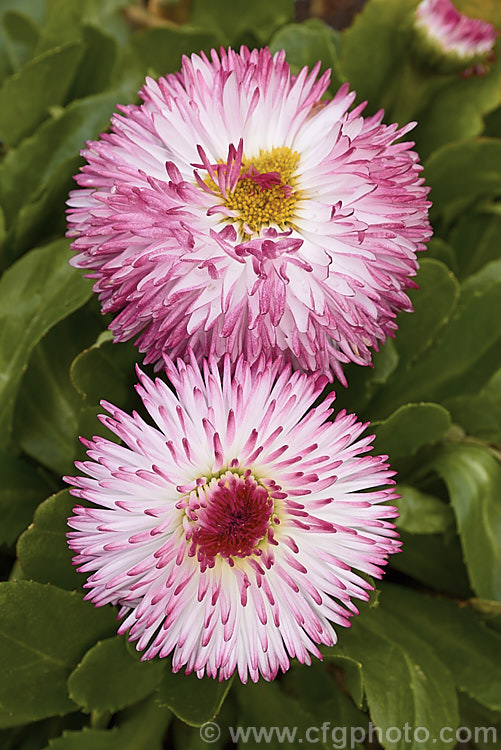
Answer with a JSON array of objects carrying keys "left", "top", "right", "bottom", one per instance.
[
  {"left": 334, "top": 339, "right": 399, "bottom": 416},
  {"left": 425, "top": 139, "right": 501, "bottom": 225},
  {"left": 112, "top": 695, "right": 172, "bottom": 750},
  {"left": 189, "top": 0, "right": 294, "bottom": 46},
  {"left": 287, "top": 662, "right": 367, "bottom": 748},
  {"left": 321, "top": 654, "right": 365, "bottom": 710},
  {"left": 269, "top": 19, "right": 344, "bottom": 89},
  {"left": 484, "top": 102, "right": 501, "bottom": 138},
  {"left": 415, "top": 39, "right": 501, "bottom": 159},
  {"left": 10, "top": 154, "right": 82, "bottom": 260},
  {"left": 16, "top": 490, "right": 83, "bottom": 591},
  {"left": 70, "top": 333, "right": 139, "bottom": 410},
  {"left": 424, "top": 237, "right": 458, "bottom": 273},
  {"left": 68, "top": 637, "right": 165, "bottom": 713},
  {"left": 444, "top": 368, "right": 501, "bottom": 442},
  {"left": 0, "top": 239, "right": 92, "bottom": 450},
  {"left": 372, "top": 403, "right": 451, "bottom": 460},
  {"left": 449, "top": 208, "right": 501, "bottom": 280},
  {"left": 454, "top": 0, "right": 501, "bottom": 26},
  {"left": 382, "top": 584, "right": 501, "bottom": 712},
  {"left": 236, "top": 680, "right": 330, "bottom": 750},
  {"left": 470, "top": 598, "right": 501, "bottom": 617},
  {"left": 370, "top": 260, "right": 501, "bottom": 415},
  {"left": 0, "top": 206, "right": 5, "bottom": 256},
  {"left": 0, "top": 452, "right": 52, "bottom": 547},
  {"left": 0, "top": 581, "right": 116, "bottom": 727},
  {"left": 70, "top": 25, "right": 117, "bottom": 99},
  {"left": 332, "top": 604, "right": 459, "bottom": 750},
  {"left": 395, "top": 484, "right": 454, "bottom": 534},
  {"left": 43, "top": 695, "right": 171, "bottom": 750},
  {"left": 364, "top": 259, "right": 459, "bottom": 418},
  {"left": 393, "top": 259, "right": 460, "bottom": 374},
  {"left": 156, "top": 670, "right": 233, "bottom": 727},
  {"left": 338, "top": 0, "right": 414, "bottom": 113},
  {"left": 130, "top": 26, "right": 220, "bottom": 78},
  {"left": 0, "top": 2, "right": 44, "bottom": 81},
  {"left": 0, "top": 90, "right": 125, "bottom": 228},
  {"left": 391, "top": 530, "right": 472, "bottom": 598},
  {"left": 0, "top": 0, "right": 45, "bottom": 25},
  {"left": 458, "top": 695, "right": 501, "bottom": 750},
  {"left": 13, "top": 311, "right": 102, "bottom": 475},
  {"left": 44, "top": 730, "right": 120, "bottom": 750},
  {"left": 431, "top": 443, "right": 501, "bottom": 601},
  {"left": 2, "top": 11, "right": 39, "bottom": 71},
  {"left": 33, "top": 0, "right": 85, "bottom": 55},
  {"left": 0, "top": 42, "right": 84, "bottom": 146}
]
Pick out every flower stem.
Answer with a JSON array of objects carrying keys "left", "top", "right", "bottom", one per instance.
[{"left": 90, "top": 709, "right": 112, "bottom": 730}]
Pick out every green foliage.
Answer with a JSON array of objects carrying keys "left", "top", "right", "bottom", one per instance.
[
  {"left": 270, "top": 18, "right": 344, "bottom": 89},
  {"left": 0, "top": 453, "right": 52, "bottom": 546},
  {"left": 189, "top": 0, "right": 294, "bottom": 47},
  {"left": 372, "top": 403, "right": 451, "bottom": 459},
  {"left": 156, "top": 670, "right": 234, "bottom": 727},
  {"left": 0, "top": 582, "right": 116, "bottom": 727},
  {"left": 0, "top": 239, "right": 92, "bottom": 449},
  {"left": 382, "top": 585, "right": 501, "bottom": 712},
  {"left": 0, "top": 0, "right": 500, "bottom": 747},
  {"left": 431, "top": 444, "right": 501, "bottom": 600},
  {"left": 67, "top": 637, "right": 165, "bottom": 713},
  {"left": 394, "top": 485, "right": 454, "bottom": 534},
  {"left": 426, "top": 139, "right": 501, "bottom": 226},
  {"left": 337, "top": 0, "right": 417, "bottom": 114},
  {"left": 0, "top": 43, "right": 84, "bottom": 146},
  {"left": 328, "top": 599, "right": 460, "bottom": 750},
  {"left": 16, "top": 490, "right": 84, "bottom": 590}
]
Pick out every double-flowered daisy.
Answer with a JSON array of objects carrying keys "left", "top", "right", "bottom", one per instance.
[
  {"left": 67, "top": 46, "right": 431, "bottom": 382},
  {"left": 66, "top": 355, "right": 400, "bottom": 682},
  {"left": 414, "top": 0, "right": 497, "bottom": 75}
]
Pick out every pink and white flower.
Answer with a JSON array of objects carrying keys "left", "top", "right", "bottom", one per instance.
[
  {"left": 67, "top": 47, "right": 431, "bottom": 383},
  {"left": 66, "top": 355, "right": 400, "bottom": 683},
  {"left": 414, "top": 0, "right": 497, "bottom": 74}
]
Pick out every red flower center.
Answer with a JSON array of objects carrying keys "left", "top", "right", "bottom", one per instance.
[{"left": 186, "top": 471, "right": 275, "bottom": 568}]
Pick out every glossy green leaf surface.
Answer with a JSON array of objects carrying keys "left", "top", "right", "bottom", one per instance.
[
  {"left": 0, "top": 240, "right": 92, "bottom": 449},
  {"left": 156, "top": 670, "right": 233, "bottom": 727},
  {"left": 431, "top": 444, "right": 501, "bottom": 600},
  {"left": 382, "top": 584, "right": 501, "bottom": 711},
  {"left": 332, "top": 604, "right": 459, "bottom": 750},
  {"left": 68, "top": 637, "right": 165, "bottom": 713},
  {"left": 0, "top": 582, "right": 116, "bottom": 727},
  {"left": 16, "top": 490, "right": 83, "bottom": 590}
]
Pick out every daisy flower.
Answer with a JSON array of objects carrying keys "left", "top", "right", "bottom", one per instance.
[
  {"left": 414, "top": 0, "right": 497, "bottom": 75},
  {"left": 66, "top": 354, "right": 400, "bottom": 683},
  {"left": 67, "top": 46, "right": 431, "bottom": 382}
]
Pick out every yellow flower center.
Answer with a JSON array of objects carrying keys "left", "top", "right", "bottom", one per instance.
[{"left": 206, "top": 146, "right": 301, "bottom": 238}]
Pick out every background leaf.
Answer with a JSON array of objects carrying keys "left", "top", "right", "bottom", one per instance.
[
  {"left": 394, "top": 485, "right": 454, "bottom": 534},
  {"left": 67, "top": 637, "right": 165, "bottom": 713},
  {"left": 382, "top": 584, "right": 501, "bottom": 712},
  {"left": 0, "top": 239, "right": 92, "bottom": 450},
  {"left": 0, "top": 582, "right": 116, "bottom": 727},
  {"left": 156, "top": 670, "right": 233, "bottom": 727},
  {"left": 0, "top": 453, "right": 52, "bottom": 547},
  {"left": 269, "top": 18, "right": 344, "bottom": 89},
  {"left": 0, "top": 43, "right": 84, "bottom": 146},
  {"left": 331, "top": 602, "right": 459, "bottom": 750},
  {"left": 431, "top": 443, "right": 501, "bottom": 601},
  {"left": 16, "top": 490, "right": 84, "bottom": 591}
]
